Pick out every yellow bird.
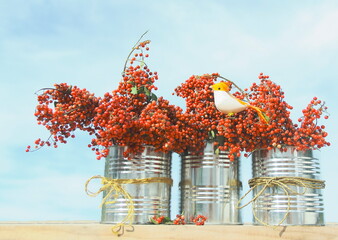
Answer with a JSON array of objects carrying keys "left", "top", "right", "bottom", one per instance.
[{"left": 211, "top": 81, "right": 269, "bottom": 124}]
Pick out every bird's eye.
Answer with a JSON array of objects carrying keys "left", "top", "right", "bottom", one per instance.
[{"left": 218, "top": 87, "right": 221, "bottom": 90}]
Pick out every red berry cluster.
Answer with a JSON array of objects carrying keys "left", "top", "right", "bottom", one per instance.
[
  {"left": 90, "top": 40, "right": 203, "bottom": 159},
  {"left": 294, "top": 97, "right": 330, "bottom": 150},
  {"left": 27, "top": 37, "right": 330, "bottom": 161},
  {"left": 216, "top": 73, "right": 330, "bottom": 156},
  {"left": 174, "top": 74, "right": 226, "bottom": 153},
  {"left": 175, "top": 72, "right": 330, "bottom": 160},
  {"left": 28, "top": 39, "right": 204, "bottom": 159},
  {"left": 192, "top": 215, "right": 207, "bottom": 225},
  {"left": 173, "top": 214, "right": 186, "bottom": 225},
  {"left": 216, "top": 74, "right": 294, "bottom": 157},
  {"left": 151, "top": 215, "right": 166, "bottom": 224},
  {"left": 26, "top": 84, "right": 99, "bottom": 152},
  {"left": 150, "top": 214, "right": 207, "bottom": 225}
]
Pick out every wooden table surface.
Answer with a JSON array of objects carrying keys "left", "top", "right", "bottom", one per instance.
[{"left": 1, "top": 221, "right": 338, "bottom": 240}]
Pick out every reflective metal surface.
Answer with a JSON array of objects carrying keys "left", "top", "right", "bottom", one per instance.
[
  {"left": 252, "top": 147, "right": 324, "bottom": 226},
  {"left": 101, "top": 146, "right": 172, "bottom": 224},
  {"left": 180, "top": 142, "right": 242, "bottom": 224}
]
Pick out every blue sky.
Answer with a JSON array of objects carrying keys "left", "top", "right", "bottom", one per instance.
[{"left": 1, "top": 0, "right": 337, "bottom": 223}]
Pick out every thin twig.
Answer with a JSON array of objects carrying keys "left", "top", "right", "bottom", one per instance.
[
  {"left": 122, "top": 30, "right": 149, "bottom": 77},
  {"left": 34, "top": 88, "right": 55, "bottom": 95},
  {"left": 35, "top": 86, "right": 73, "bottom": 95},
  {"left": 217, "top": 75, "right": 250, "bottom": 102},
  {"left": 29, "top": 134, "right": 54, "bottom": 152}
]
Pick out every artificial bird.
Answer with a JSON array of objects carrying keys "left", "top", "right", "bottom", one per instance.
[{"left": 211, "top": 81, "right": 269, "bottom": 124}]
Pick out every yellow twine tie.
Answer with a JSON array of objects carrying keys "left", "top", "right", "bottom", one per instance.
[
  {"left": 237, "top": 176, "right": 325, "bottom": 227},
  {"left": 85, "top": 175, "right": 173, "bottom": 236}
]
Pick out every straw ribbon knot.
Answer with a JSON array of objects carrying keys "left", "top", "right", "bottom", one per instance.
[
  {"left": 237, "top": 176, "right": 325, "bottom": 227},
  {"left": 85, "top": 175, "right": 173, "bottom": 236}
]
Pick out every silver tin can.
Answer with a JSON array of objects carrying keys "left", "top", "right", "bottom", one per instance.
[
  {"left": 252, "top": 147, "right": 324, "bottom": 225},
  {"left": 101, "top": 145, "right": 172, "bottom": 224},
  {"left": 180, "top": 142, "right": 242, "bottom": 224}
]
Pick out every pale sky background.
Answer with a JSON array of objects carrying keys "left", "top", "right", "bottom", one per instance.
[{"left": 1, "top": 0, "right": 337, "bottom": 223}]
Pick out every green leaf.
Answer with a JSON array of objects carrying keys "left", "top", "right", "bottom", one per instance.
[
  {"left": 150, "top": 93, "right": 158, "bottom": 101},
  {"left": 144, "top": 87, "right": 151, "bottom": 96},
  {"left": 214, "top": 148, "right": 220, "bottom": 155},
  {"left": 262, "top": 112, "right": 270, "bottom": 124},
  {"left": 208, "top": 130, "right": 216, "bottom": 140},
  {"left": 131, "top": 86, "right": 138, "bottom": 95},
  {"left": 215, "top": 135, "right": 225, "bottom": 145},
  {"left": 149, "top": 217, "right": 158, "bottom": 224},
  {"left": 163, "top": 217, "right": 172, "bottom": 223}
]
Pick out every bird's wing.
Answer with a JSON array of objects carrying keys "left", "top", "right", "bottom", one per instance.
[
  {"left": 228, "top": 94, "right": 269, "bottom": 124},
  {"left": 228, "top": 93, "right": 249, "bottom": 106}
]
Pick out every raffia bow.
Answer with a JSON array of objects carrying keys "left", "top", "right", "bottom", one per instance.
[
  {"left": 237, "top": 176, "right": 325, "bottom": 227},
  {"left": 85, "top": 175, "right": 173, "bottom": 236}
]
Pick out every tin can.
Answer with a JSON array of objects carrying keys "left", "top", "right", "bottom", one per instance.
[
  {"left": 180, "top": 142, "right": 242, "bottom": 224},
  {"left": 252, "top": 147, "right": 324, "bottom": 225},
  {"left": 101, "top": 146, "right": 172, "bottom": 224}
]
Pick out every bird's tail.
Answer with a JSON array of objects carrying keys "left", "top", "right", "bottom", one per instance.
[
  {"left": 247, "top": 105, "right": 269, "bottom": 124},
  {"left": 235, "top": 98, "right": 269, "bottom": 124}
]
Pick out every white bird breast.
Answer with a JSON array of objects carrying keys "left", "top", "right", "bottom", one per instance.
[{"left": 213, "top": 91, "right": 247, "bottom": 114}]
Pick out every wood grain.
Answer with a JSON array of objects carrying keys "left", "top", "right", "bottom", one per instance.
[{"left": 0, "top": 222, "right": 337, "bottom": 240}]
